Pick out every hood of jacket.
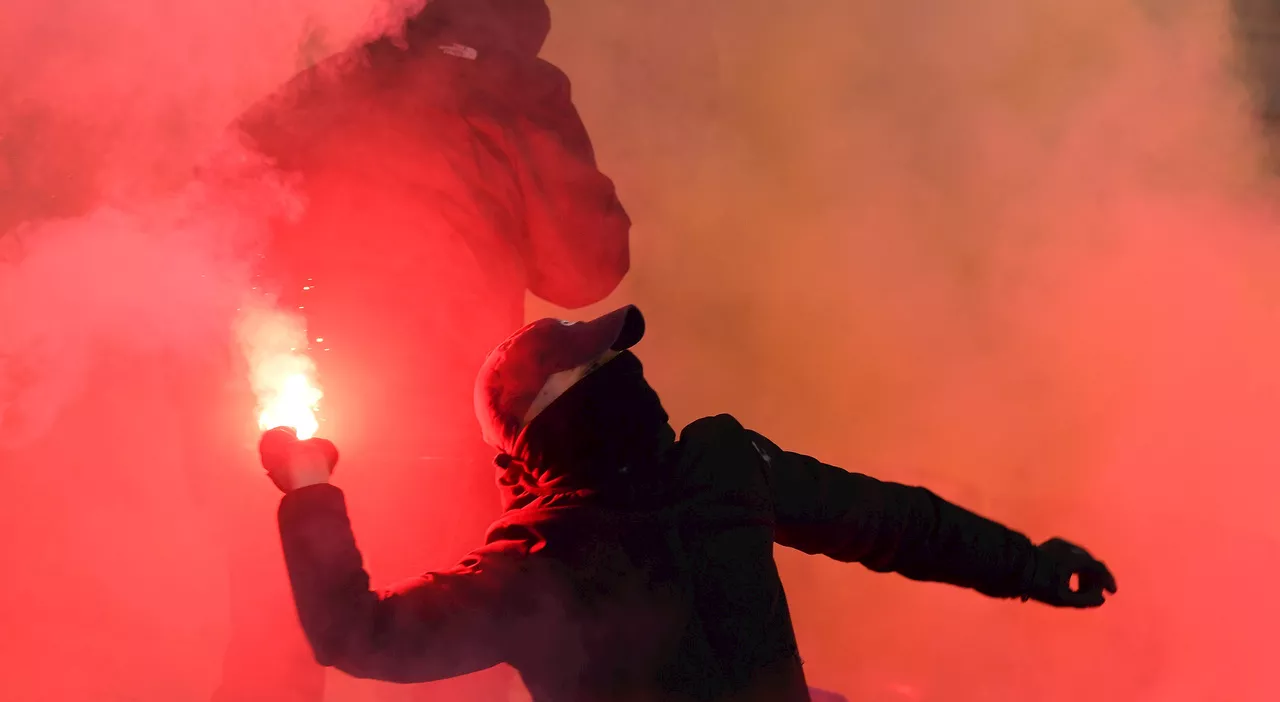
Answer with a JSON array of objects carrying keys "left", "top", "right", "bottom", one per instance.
[{"left": 403, "top": 0, "right": 551, "bottom": 59}]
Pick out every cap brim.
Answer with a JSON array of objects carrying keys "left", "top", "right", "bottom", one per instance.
[
  {"left": 595, "top": 304, "right": 645, "bottom": 351},
  {"left": 560, "top": 305, "right": 645, "bottom": 370}
]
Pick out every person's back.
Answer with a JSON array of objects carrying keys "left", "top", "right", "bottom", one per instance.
[{"left": 485, "top": 414, "right": 810, "bottom": 701}]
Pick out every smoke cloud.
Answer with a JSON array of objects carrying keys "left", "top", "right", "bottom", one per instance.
[
  {"left": 541, "top": 0, "right": 1278, "bottom": 699},
  {"left": 1, "top": 0, "right": 1276, "bottom": 700}
]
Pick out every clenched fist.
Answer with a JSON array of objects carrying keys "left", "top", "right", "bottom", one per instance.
[
  {"left": 259, "top": 426, "right": 340, "bottom": 493},
  {"left": 1026, "top": 537, "right": 1117, "bottom": 608}
]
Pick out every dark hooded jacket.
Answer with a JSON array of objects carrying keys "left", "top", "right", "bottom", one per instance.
[
  {"left": 277, "top": 356, "right": 1041, "bottom": 701},
  {"left": 237, "top": 0, "right": 628, "bottom": 458}
]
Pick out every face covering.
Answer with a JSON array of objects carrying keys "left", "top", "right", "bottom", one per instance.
[{"left": 507, "top": 351, "right": 674, "bottom": 494}]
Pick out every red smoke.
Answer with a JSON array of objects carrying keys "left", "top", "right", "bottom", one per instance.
[{"left": 2, "top": 0, "right": 1277, "bottom": 700}]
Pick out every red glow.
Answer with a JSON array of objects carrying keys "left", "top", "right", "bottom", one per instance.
[{"left": 2, "top": 1, "right": 1276, "bottom": 701}]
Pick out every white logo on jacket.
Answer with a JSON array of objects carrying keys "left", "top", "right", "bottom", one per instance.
[
  {"left": 751, "top": 441, "right": 772, "bottom": 465},
  {"left": 439, "top": 43, "right": 478, "bottom": 60}
]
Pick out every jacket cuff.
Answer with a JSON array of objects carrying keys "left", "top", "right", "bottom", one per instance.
[
  {"left": 278, "top": 483, "right": 347, "bottom": 524},
  {"left": 1017, "top": 543, "right": 1041, "bottom": 601}
]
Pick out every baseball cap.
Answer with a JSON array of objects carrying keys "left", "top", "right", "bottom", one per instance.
[{"left": 475, "top": 305, "right": 645, "bottom": 452}]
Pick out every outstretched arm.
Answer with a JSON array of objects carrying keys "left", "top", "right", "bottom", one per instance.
[
  {"left": 747, "top": 430, "right": 1115, "bottom": 605},
  {"left": 512, "top": 61, "right": 630, "bottom": 309}
]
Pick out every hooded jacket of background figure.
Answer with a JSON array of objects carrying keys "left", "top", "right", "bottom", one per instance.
[
  {"left": 237, "top": 0, "right": 630, "bottom": 457},
  {"left": 274, "top": 307, "right": 1108, "bottom": 702}
]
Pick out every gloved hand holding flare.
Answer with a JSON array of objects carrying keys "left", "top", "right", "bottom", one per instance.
[
  {"left": 259, "top": 426, "right": 339, "bottom": 493},
  {"left": 250, "top": 347, "right": 329, "bottom": 491}
]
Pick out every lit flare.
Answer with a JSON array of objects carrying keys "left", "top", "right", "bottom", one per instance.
[{"left": 256, "top": 372, "right": 322, "bottom": 440}]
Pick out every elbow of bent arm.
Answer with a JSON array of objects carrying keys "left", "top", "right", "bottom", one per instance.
[
  {"left": 298, "top": 592, "right": 482, "bottom": 685},
  {"left": 297, "top": 603, "right": 397, "bottom": 680},
  {"left": 309, "top": 634, "right": 416, "bottom": 683},
  {"left": 532, "top": 257, "right": 629, "bottom": 309},
  {"left": 304, "top": 624, "right": 361, "bottom": 672},
  {"left": 529, "top": 213, "right": 631, "bottom": 308}
]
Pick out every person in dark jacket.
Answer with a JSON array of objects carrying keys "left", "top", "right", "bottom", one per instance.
[
  {"left": 209, "top": 1, "right": 629, "bottom": 700},
  {"left": 260, "top": 305, "right": 1118, "bottom": 702}
]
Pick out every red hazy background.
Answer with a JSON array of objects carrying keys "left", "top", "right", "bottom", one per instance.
[{"left": 2, "top": 0, "right": 1278, "bottom": 700}]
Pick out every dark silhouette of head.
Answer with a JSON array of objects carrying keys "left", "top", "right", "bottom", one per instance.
[
  {"left": 475, "top": 305, "right": 646, "bottom": 454},
  {"left": 475, "top": 306, "right": 671, "bottom": 496}
]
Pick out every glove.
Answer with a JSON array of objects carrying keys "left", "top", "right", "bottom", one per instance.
[
  {"left": 259, "top": 426, "right": 339, "bottom": 493},
  {"left": 1025, "top": 537, "right": 1117, "bottom": 608}
]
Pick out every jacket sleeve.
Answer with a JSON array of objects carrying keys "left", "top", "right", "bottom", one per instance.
[
  {"left": 746, "top": 430, "right": 1037, "bottom": 599},
  {"left": 276, "top": 484, "right": 519, "bottom": 682},
  {"left": 510, "top": 60, "right": 631, "bottom": 308}
]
